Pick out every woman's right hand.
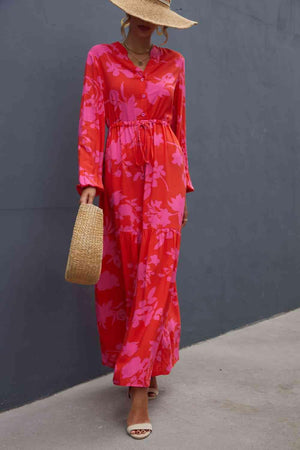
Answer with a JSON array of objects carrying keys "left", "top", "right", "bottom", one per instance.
[{"left": 79, "top": 187, "right": 97, "bottom": 205}]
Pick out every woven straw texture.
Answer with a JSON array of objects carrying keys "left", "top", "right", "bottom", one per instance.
[
  {"left": 65, "top": 203, "right": 103, "bottom": 285},
  {"left": 109, "top": 0, "right": 198, "bottom": 28}
]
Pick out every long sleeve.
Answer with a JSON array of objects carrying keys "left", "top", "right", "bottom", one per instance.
[
  {"left": 76, "top": 48, "right": 106, "bottom": 197},
  {"left": 171, "top": 55, "right": 195, "bottom": 193}
]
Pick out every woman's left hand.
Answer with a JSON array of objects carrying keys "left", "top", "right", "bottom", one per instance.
[{"left": 181, "top": 200, "right": 188, "bottom": 228}]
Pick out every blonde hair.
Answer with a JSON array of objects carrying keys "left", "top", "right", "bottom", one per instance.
[
  {"left": 120, "top": 13, "right": 169, "bottom": 45},
  {"left": 156, "top": 25, "right": 168, "bottom": 45},
  {"left": 121, "top": 13, "right": 131, "bottom": 40}
]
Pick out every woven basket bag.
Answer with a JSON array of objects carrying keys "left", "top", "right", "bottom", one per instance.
[{"left": 65, "top": 203, "right": 103, "bottom": 285}]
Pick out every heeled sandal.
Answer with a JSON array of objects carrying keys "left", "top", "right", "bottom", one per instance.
[
  {"left": 126, "top": 423, "right": 153, "bottom": 439},
  {"left": 147, "top": 387, "right": 159, "bottom": 399},
  {"left": 148, "top": 377, "right": 159, "bottom": 399},
  {"left": 127, "top": 387, "right": 153, "bottom": 439},
  {"left": 128, "top": 386, "right": 159, "bottom": 399}
]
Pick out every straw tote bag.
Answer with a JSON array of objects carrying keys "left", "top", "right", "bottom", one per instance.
[{"left": 65, "top": 203, "right": 103, "bottom": 285}]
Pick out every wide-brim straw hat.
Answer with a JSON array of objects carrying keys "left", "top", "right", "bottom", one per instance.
[
  {"left": 65, "top": 203, "right": 103, "bottom": 285},
  {"left": 109, "top": 0, "right": 198, "bottom": 29}
]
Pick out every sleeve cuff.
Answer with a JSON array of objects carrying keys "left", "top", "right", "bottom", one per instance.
[{"left": 76, "top": 183, "right": 104, "bottom": 197}]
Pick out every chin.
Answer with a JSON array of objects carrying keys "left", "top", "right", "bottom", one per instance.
[{"left": 137, "top": 30, "right": 153, "bottom": 38}]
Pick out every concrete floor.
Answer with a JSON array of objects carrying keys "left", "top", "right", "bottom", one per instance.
[{"left": 1, "top": 308, "right": 300, "bottom": 450}]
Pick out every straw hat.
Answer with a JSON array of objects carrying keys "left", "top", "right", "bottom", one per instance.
[
  {"left": 109, "top": 0, "right": 198, "bottom": 29},
  {"left": 65, "top": 203, "right": 103, "bottom": 285}
]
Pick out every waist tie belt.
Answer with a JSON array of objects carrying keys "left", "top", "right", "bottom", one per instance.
[{"left": 109, "top": 119, "right": 170, "bottom": 166}]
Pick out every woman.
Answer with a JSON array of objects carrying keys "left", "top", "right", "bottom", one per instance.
[{"left": 76, "top": 0, "right": 197, "bottom": 440}]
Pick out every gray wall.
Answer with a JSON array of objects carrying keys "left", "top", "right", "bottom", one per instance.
[{"left": 1, "top": 0, "right": 300, "bottom": 412}]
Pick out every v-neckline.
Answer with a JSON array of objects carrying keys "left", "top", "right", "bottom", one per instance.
[{"left": 115, "top": 40, "right": 157, "bottom": 74}]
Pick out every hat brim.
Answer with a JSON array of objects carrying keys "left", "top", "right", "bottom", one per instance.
[{"left": 109, "top": 0, "right": 198, "bottom": 29}]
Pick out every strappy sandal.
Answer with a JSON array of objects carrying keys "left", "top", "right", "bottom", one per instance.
[
  {"left": 128, "top": 386, "right": 159, "bottom": 399},
  {"left": 147, "top": 387, "right": 159, "bottom": 399},
  {"left": 127, "top": 387, "right": 152, "bottom": 439},
  {"left": 126, "top": 422, "right": 153, "bottom": 439}
]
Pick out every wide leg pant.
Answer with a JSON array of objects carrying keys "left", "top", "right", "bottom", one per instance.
[{"left": 95, "top": 120, "right": 187, "bottom": 387}]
